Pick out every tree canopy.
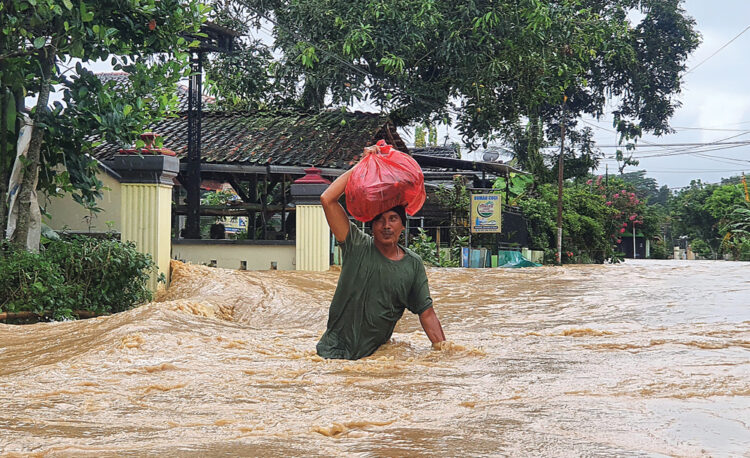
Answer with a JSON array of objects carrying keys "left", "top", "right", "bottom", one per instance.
[
  {"left": 664, "top": 179, "right": 749, "bottom": 258},
  {"left": 0, "top": 0, "right": 207, "bottom": 248},
  {"left": 209, "top": 0, "right": 699, "bottom": 181}
]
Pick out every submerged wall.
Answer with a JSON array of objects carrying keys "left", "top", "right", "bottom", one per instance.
[{"left": 171, "top": 239, "right": 296, "bottom": 271}]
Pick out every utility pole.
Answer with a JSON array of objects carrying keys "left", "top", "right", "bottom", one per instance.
[
  {"left": 556, "top": 97, "right": 567, "bottom": 265},
  {"left": 605, "top": 164, "right": 608, "bottom": 187}
]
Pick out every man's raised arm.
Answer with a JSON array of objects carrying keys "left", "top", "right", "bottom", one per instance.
[{"left": 320, "top": 167, "right": 355, "bottom": 243}]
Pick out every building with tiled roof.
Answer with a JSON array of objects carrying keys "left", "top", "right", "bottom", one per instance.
[
  {"left": 87, "top": 71, "right": 410, "bottom": 243},
  {"left": 410, "top": 146, "right": 459, "bottom": 160},
  {"left": 91, "top": 109, "right": 406, "bottom": 171},
  {"left": 93, "top": 72, "right": 406, "bottom": 170}
]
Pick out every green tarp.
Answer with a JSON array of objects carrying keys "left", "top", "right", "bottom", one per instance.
[{"left": 497, "top": 250, "right": 541, "bottom": 268}]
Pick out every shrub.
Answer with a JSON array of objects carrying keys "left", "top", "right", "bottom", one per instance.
[
  {"left": 44, "top": 236, "right": 155, "bottom": 314},
  {"left": 518, "top": 195, "right": 555, "bottom": 253},
  {"left": 408, "top": 228, "right": 458, "bottom": 267},
  {"left": 649, "top": 239, "right": 669, "bottom": 259},
  {"left": 408, "top": 228, "right": 439, "bottom": 266},
  {"left": 0, "top": 236, "right": 155, "bottom": 320},
  {"left": 690, "top": 239, "right": 713, "bottom": 259},
  {"left": 728, "top": 239, "right": 750, "bottom": 261},
  {"left": 0, "top": 242, "right": 66, "bottom": 317},
  {"left": 738, "top": 240, "right": 750, "bottom": 261}
]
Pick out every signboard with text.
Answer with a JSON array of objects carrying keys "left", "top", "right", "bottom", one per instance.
[{"left": 470, "top": 194, "right": 502, "bottom": 233}]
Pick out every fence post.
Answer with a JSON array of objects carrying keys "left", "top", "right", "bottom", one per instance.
[
  {"left": 290, "top": 167, "right": 331, "bottom": 271},
  {"left": 109, "top": 134, "right": 178, "bottom": 292}
]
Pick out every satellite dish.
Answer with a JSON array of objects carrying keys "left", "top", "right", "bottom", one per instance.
[{"left": 482, "top": 151, "right": 499, "bottom": 162}]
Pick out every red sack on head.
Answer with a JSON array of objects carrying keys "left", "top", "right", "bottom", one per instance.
[{"left": 345, "top": 140, "right": 426, "bottom": 222}]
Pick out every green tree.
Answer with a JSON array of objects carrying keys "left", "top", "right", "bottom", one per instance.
[
  {"left": 413, "top": 122, "right": 437, "bottom": 148},
  {"left": 652, "top": 185, "right": 672, "bottom": 208},
  {"left": 0, "top": 0, "right": 207, "bottom": 249},
  {"left": 720, "top": 175, "right": 745, "bottom": 186},
  {"left": 414, "top": 124, "right": 426, "bottom": 148},
  {"left": 721, "top": 202, "right": 750, "bottom": 261},
  {"left": 615, "top": 147, "right": 640, "bottom": 175},
  {"left": 618, "top": 170, "right": 661, "bottom": 204},
  {"left": 519, "top": 182, "right": 618, "bottom": 263},
  {"left": 202, "top": 2, "right": 285, "bottom": 110},
  {"left": 670, "top": 180, "right": 720, "bottom": 256},
  {"left": 704, "top": 184, "right": 746, "bottom": 222},
  {"left": 706, "top": 184, "right": 747, "bottom": 259},
  {"left": 228, "top": 0, "right": 698, "bottom": 181},
  {"left": 669, "top": 181, "right": 747, "bottom": 258},
  {"left": 666, "top": 181, "right": 748, "bottom": 258},
  {"left": 492, "top": 173, "right": 533, "bottom": 206}
]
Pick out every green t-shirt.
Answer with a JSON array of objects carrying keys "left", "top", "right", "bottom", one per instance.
[{"left": 316, "top": 222, "right": 433, "bottom": 360}]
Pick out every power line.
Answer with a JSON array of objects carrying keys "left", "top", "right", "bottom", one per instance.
[
  {"left": 665, "top": 176, "right": 746, "bottom": 189},
  {"left": 633, "top": 141, "right": 750, "bottom": 159},
  {"left": 693, "top": 153, "right": 750, "bottom": 165},
  {"left": 581, "top": 118, "right": 750, "bottom": 160},
  {"left": 602, "top": 143, "right": 750, "bottom": 160},
  {"left": 676, "top": 119, "right": 750, "bottom": 129},
  {"left": 722, "top": 119, "right": 750, "bottom": 127},
  {"left": 685, "top": 24, "right": 750, "bottom": 75},
  {"left": 643, "top": 169, "right": 748, "bottom": 174},
  {"left": 581, "top": 118, "right": 712, "bottom": 159},
  {"left": 581, "top": 118, "right": 750, "bottom": 149},
  {"left": 671, "top": 126, "right": 750, "bottom": 133},
  {"left": 569, "top": 119, "right": 750, "bottom": 180},
  {"left": 595, "top": 140, "right": 750, "bottom": 148}
]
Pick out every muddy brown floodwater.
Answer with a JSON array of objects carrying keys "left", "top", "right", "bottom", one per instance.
[{"left": 1, "top": 259, "right": 749, "bottom": 456}]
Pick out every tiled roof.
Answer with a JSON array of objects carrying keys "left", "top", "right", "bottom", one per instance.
[
  {"left": 95, "top": 72, "right": 214, "bottom": 111},
  {"left": 96, "top": 71, "right": 130, "bottom": 86},
  {"left": 91, "top": 110, "right": 407, "bottom": 168},
  {"left": 410, "top": 146, "right": 459, "bottom": 159}
]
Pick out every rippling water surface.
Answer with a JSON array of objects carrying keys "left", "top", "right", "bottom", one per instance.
[{"left": 1, "top": 260, "right": 749, "bottom": 456}]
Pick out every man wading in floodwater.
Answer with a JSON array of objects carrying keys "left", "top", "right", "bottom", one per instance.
[{"left": 316, "top": 148, "right": 446, "bottom": 360}]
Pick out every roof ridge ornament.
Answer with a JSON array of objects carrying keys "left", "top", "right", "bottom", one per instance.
[
  {"left": 118, "top": 132, "right": 176, "bottom": 156},
  {"left": 293, "top": 166, "right": 331, "bottom": 185}
]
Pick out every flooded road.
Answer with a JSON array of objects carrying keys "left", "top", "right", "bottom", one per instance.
[{"left": 1, "top": 259, "right": 749, "bottom": 456}]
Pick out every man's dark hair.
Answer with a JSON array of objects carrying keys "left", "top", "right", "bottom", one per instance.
[{"left": 370, "top": 205, "right": 406, "bottom": 226}]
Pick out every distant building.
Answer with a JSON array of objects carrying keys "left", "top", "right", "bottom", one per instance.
[
  {"left": 410, "top": 146, "right": 460, "bottom": 160},
  {"left": 616, "top": 231, "right": 648, "bottom": 259}
]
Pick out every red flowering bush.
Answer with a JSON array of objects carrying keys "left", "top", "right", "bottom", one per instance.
[{"left": 592, "top": 176, "right": 646, "bottom": 247}]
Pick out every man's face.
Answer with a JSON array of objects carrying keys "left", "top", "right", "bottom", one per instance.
[{"left": 372, "top": 210, "right": 404, "bottom": 245}]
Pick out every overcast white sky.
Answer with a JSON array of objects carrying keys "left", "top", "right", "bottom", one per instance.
[
  {"left": 79, "top": 1, "right": 748, "bottom": 189},
  {"left": 423, "top": 1, "right": 750, "bottom": 188},
  {"left": 586, "top": 0, "right": 750, "bottom": 188}
]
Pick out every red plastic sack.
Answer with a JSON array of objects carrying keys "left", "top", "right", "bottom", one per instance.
[{"left": 345, "top": 140, "right": 426, "bottom": 222}]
